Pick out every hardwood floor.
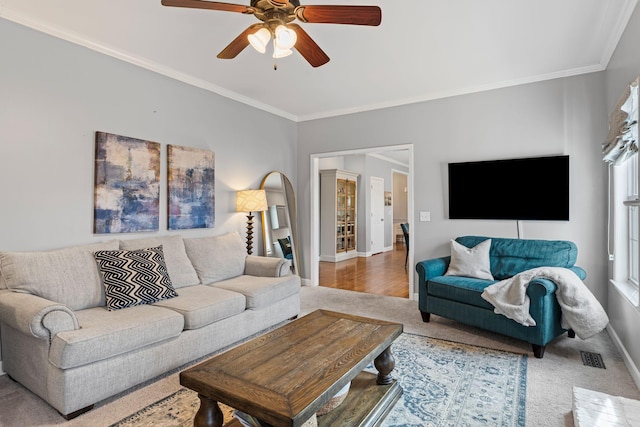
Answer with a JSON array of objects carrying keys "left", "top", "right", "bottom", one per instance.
[{"left": 319, "top": 242, "right": 410, "bottom": 298}]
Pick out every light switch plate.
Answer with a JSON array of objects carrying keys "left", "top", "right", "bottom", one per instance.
[{"left": 420, "top": 211, "right": 431, "bottom": 222}]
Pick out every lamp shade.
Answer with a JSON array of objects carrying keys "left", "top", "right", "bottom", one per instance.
[
  {"left": 236, "top": 189, "right": 268, "bottom": 213},
  {"left": 273, "top": 46, "right": 293, "bottom": 59},
  {"left": 248, "top": 27, "right": 271, "bottom": 54},
  {"left": 275, "top": 25, "right": 297, "bottom": 50}
]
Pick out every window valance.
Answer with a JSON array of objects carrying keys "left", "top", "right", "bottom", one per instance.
[{"left": 603, "top": 76, "right": 639, "bottom": 165}]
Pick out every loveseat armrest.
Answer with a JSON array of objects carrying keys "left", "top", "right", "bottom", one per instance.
[
  {"left": 416, "top": 256, "right": 451, "bottom": 313},
  {"left": 526, "top": 278, "right": 558, "bottom": 298},
  {"left": 568, "top": 266, "right": 587, "bottom": 280},
  {"left": 244, "top": 255, "right": 292, "bottom": 277},
  {"left": 0, "top": 290, "right": 79, "bottom": 340},
  {"left": 416, "top": 256, "right": 451, "bottom": 282},
  {"left": 524, "top": 266, "right": 586, "bottom": 299}
]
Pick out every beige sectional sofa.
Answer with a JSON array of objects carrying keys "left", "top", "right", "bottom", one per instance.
[{"left": 0, "top": 232, "right": 300, "bottom": 419}]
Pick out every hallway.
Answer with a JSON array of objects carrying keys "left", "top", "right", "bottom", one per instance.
[{"left": 318, "top": 242, "right": 410, "bottom": 298}]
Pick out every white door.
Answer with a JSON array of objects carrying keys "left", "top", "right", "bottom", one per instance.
[{"left": 370, "top": 177, "right": 385, "bottom": 254}]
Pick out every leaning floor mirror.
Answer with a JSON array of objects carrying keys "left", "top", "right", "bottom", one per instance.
[{"left": 260, "top": 171, "right": 300, "bottom": 275}]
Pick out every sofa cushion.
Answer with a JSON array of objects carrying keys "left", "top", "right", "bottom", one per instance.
[
  {"left": 455, "top": 236, "right": 578, "bottom": 280},
  {"left": 428, "top": 275, "right": 497, "bottom": 310},
  {"left": 94, "top": 246, "right": 179, "bottom": 311},
  {"left": 49, "top": 304, "right": 184, "bottom": 369},
  {"left": 119, "top": 235, "right": 199, "bottom": 288},
  {"left": 0, "top": 241, "right": 119, "bottom": 310},
  {"left": 184, "top": 232, "right": 247, "bottom": 284},
  {"left": 153, "top": 285, "right": 246, "bottom": 330},
  {"left": 211, "top": 274, "right": 300, "bottom": 310},
  {"left": 445, "top": 239, "right": 493, "bottom": 280}
]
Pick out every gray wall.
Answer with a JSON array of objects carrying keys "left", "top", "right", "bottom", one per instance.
[
  {"left": 298, "top": 74, "right": 608, "bottom": 305},
  {"left": 603, "top": 4, "right": 640, "bottom": 383},
  {"left": 0, "top": 19, "right": 297, "bottom": 365}
]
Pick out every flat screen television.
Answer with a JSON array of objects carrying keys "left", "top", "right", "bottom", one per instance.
[{"left": 448, "top": 155, "right": 569, "bottom": 220}]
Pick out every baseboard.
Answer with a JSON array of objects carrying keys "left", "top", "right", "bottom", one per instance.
[
  {"left": 319, "top": 252, "right": 358, "bottom": 262},
  {"left": 301, "top": 278, "right": 313, "bottom": 287},
  {"left": 0, "top": 361, "right": 4, "bottom": 376},
  {"left": 606, "top": 324, "right": 640, "bottom": 390},
  {"left": 359, "top": 248, "right": 394, "bottom": 257}
]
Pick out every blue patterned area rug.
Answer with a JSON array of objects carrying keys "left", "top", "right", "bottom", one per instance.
[
  {"left": 111, "top": 333, "right": 527, "bottom": 427},
  {"left": 372, "top": 333, "right": 527, "bottom": 427}
]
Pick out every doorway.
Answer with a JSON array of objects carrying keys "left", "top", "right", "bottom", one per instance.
[
  {"left": 370, "top": 176, "right": 385, "bottom": 255},
  {"left": 310, "top": 144, "right": 414, "bottom": 299},
  {"left": 392, "top": 171, "right": 408, "bottom": 245}
]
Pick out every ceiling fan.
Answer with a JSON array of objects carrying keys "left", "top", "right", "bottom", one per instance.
[{"left": 161, "top": 0, "right": 382, "bottom": 68}]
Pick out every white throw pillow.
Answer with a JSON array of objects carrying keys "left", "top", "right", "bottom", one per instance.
[{"left": 444, "top": 239, "right": 494, "bottom": 280}]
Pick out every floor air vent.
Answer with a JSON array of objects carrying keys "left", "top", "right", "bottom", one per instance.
[{"left": 580, "top": 351, "right": 606, "bottom": 369}]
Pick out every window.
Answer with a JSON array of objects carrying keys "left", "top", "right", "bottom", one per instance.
[
  {"left": 608, "top": 77, "right": 639, "bottom": 306},
  {"left": 626, "top": 156, "right": 638, "bottom": 286},
  {"left": 609, "top": 157, "right": 639, "bottom": 306}
]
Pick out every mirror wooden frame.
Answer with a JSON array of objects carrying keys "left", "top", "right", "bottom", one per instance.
[{"left": 260, "top": 171, "right": 300, "bottom": 275}]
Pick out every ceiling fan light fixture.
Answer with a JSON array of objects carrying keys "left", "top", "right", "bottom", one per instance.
[
  {"left": 274, "top": 24, "right": 297, "bottom": 50},
  {"left": 273, "top": 45, "right": 293, "bottom": 59},
  {"left": 248, "top": 27, "right": 271, "bottom": 53},
  {"left": 163, "top": 0, "right": 382, "bottom": 68}
]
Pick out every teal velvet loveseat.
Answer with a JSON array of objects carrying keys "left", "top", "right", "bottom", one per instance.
[{"left": 416, "top": 236, "right": 586, "bottom": 358}]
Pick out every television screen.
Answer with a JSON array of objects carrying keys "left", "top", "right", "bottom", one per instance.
[{"left": 448, "top": 155, "right": 569, "bottom": 220}]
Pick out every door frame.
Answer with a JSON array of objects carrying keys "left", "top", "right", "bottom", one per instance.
[
  {"left": 370, "top": 176, "right": 385, "bottom": 255},
  {"left": 310, "top": 144, "right": 415, "bottom": 299}
]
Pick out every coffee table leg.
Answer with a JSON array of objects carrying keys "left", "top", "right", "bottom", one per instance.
[
  {"left": 193, "top": 394, "right": 224, "bottom": 427},
  {"left": 374, "top": 345, "right": 395, "bottom": 385}
]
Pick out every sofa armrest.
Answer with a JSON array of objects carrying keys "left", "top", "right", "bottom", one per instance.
[
  {"left": 416, "top": 256, "right": 451, "bottom": 311},
  {"left": 0, "top": 290, "right": 79, "bottom": 340},
  {"left": 524, "top": 266, "right": 586, "bottom": 298},
  {"left": 416, "top": 256, "right": 451, "bottom": 282},
  {"left": 244, "top": 255, "right": 291, "bottom": 277},
  {"left": 568, "top": 266, "right": 586, "bottom": 280},
  {"left": 526, "top": 278, "right": 558, "bottom": 298}
]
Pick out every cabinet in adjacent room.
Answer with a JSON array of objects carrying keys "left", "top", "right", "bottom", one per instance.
[{"left": 320, "top": 169, "right": 359, "bottom": 262}]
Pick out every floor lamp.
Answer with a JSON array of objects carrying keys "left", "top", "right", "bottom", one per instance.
[{"left": 236, "top": 189, "right": 269, "bottom": 255}]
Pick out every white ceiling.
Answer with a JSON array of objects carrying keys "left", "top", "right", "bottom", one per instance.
[{"left": 1, "top": 0, "right": 637, "bottom": 122}]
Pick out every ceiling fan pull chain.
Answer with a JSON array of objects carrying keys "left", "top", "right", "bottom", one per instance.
[{"left": 273, "top": 38, "right": 277, "bottom": 70}]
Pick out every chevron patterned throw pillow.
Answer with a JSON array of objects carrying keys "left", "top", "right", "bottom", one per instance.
[{"left": 94, "top": 245, "right": 178, "bottom": 311}]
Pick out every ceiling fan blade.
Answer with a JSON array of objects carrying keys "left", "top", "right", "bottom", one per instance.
[
  {"left": 295, "top": 5, "right": 381, "bottom": 26},
  {"left": 289, "top": 24, "right": 330, "bottom": 67},
  {"left": 217, "top": 24, "right": 262, "bottom": 59},
  {"left": 161, "top": 0, "right": 253, "bottom": 14}
]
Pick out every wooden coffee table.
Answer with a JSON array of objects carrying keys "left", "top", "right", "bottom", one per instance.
[{"left": 180, "top": 309, "right": 403, "bottom": 427}]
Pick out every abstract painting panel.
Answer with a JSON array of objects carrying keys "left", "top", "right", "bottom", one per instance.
[
  {"left": 168, "top": 145, "right": 215, "bottom": 229},
  {"left": 94, "top": 132, "right": 160, "bottom": 233}
]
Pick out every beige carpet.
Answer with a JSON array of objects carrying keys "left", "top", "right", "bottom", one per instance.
[{"left": 0, "top": 285, "right": 638, "bottom": 427}]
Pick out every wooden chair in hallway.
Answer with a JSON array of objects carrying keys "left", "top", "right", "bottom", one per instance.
[{"left": 401, "top": 223, "right": 409, "bottom": 268}]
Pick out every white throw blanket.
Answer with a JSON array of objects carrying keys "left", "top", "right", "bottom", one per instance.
[{"left": 481, "top": 267, "right": 609, "bottom": 339}]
